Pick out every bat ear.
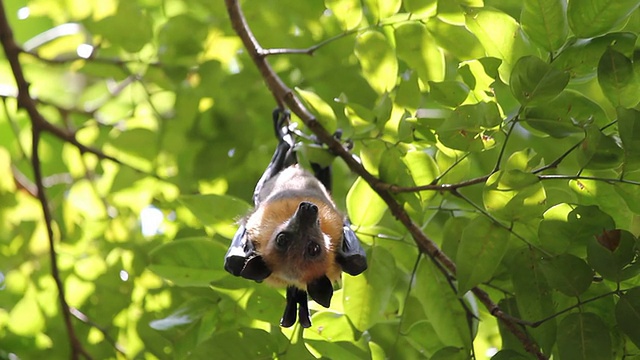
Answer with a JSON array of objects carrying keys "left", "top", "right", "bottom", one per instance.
[
  {"left": 307, "top": 275, "right": 333, "bottom": 308},
  {"left": 336, "top": 224, "right": 368, "bottom": 276}
]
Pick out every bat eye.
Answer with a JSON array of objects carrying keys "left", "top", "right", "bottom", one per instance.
[
  {"left": 275, "top": 232, "right": 290, "bottom": 249},
  {"left": 307, "top": 243, "right": 322, "bottom": 258}
]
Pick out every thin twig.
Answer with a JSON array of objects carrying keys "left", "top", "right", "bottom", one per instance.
[
  {"left": 70, "top": 307, "right": 127, "bottom": 357},
  {"left": 223, "top": 1, "right": 547, "bottom": 358},
  {"left": 538, "top": 174, "right": 640, "bottom": 186},
  {"left": 0, "top": 2, "right": 92, "bottom": 358}
]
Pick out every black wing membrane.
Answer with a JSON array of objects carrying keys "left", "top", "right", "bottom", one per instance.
[{"left": 224, "top": 110, "right": 294, "bottom": 279}]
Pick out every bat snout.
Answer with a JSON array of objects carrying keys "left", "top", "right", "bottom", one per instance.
[{"left": 293, "top": 201, "right": 319, "bottom": 228}]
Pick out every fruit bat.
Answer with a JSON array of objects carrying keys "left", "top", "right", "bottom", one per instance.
[{"left": 224, "top": 110, "right": 367, "bottom": 328}]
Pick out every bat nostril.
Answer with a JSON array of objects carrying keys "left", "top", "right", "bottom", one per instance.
[
  {"left": 307, "top": 243, "right": 322, "bottom": 258},
  {"left": 299, "top": 201, "right": 318, "bottom": 214}
]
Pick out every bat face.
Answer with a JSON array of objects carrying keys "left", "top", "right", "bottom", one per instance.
[
  {"left": 265, "top": 201, "right": 328, "bottom": 280},
  {"left": 245, "top": 191, "right": 343, "bottom": 289}
]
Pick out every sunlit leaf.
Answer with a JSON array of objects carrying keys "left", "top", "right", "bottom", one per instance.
[
  {"left": 465, "top": 7, "right": 540, "bottom": 82},
  {"left": 521, "top": 0, "right": 568, "bottom": 51},
  {"left": 483, "top": 169, "right": 546, "bottom": 222},
  {"left": 362, "top": 0, "right": 401, "bottom": 21},
  {"left": 295, "top": 88, "right": 338, "bottom": 134},
  {"left": 325, "top": 0, "right": 363, "bottom": 30},
  {"left": 568, "top": 0, "right": 640, "bottom": 38},
  {"left": 427, "top": 19, "right": 485, "bottom": 61},
  {"left": 178, "top": 194, "right": 251, "bottom": 227},
  {"left": 553, "top": 32, "right": 637, "bottom": 80},
  {"left": 346, "top": 177, "right": 387, "bottom": 227},
  {"left": 522, "top": 90, "right": 608, "bottom": 138},
  {"left": 510, "top": 56, "right": 569, "bottom": 106},
  {"left": 428, "top": 80, "right": 470, "bottom": 107},
  {"left": 539, "top": 204, "right": 616, "bottom": 255},
  {"left": 415, "top": 258, "right": 471, "bottom": 350},
  {"left": 395, "top": 22, "right": 445, "bottom": 86},
  {"left": 343, "top": 247, "right": 398, "bottom": 331},
  {"left": 148, "top": 237, "right": 229, "bottom": 286},
  {"left": 355, "top": 30, "right": 398, "bottom": 94}
]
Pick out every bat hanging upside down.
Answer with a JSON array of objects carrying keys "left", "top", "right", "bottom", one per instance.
[{"left": 224, "top": 110, "right": 367, "bottom": 328}]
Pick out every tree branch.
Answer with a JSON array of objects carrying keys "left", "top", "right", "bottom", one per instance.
[
  {"left": 0, "top": 2, "right": 91, "bottom": 359},
  {"left": 224, "top": 1, "right": 547, "bottom": 358}
]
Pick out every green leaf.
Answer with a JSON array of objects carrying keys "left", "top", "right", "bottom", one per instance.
[
  {"left": 483, "top": 169, "right": 547, "bottom": 222},
  {"left": 465, "top": 7, "right": 540, "bottom": 82},
  {"left": 109, "top": 128, "right": 158, "bottom": 161},
  {"left": 325, "top": 0, "right": 363, "bottom": 30},
  {"left": 539, "top": 204, "right": 616, "bottom": 255},
  {"left": 395, "top": 23, "right": 445, "bottom": 86},
  {"left": 157, "top": 14, "right": 208, "bottom": 64},
  {"left": 587, "top": 229, "right": 639, "bottom": 282},
  {"left": 403, "top": 149, "right": 440, "bottom": 203},
  {"left": 148, "top": 237, "right": 229, "bottom": 286},
  {"left": 510, "top": 56, "right": 569, "bottom": 106},
  {"left": 557, "top": 312, "right": 613, "bottom": 360},
  {"left": 346, "top": 177, "right": 387, "bottom": 227},
  {"left": 415, "top": 258, "right": 471, "bottom": 350},
  {"left": 617, "top": 107, "right": 640, "bottom": 171},
  {"left": 428, "top": 80, "right": 470, "bottom": 107},
  {"left": 437, "top": 102, "right": 501, "bottom": 151},
  {"left": 568, "top": 0, "right": 640, "bottom": 38},
  {"left": 195, "top": 328, "right": 278, "bottom": 359},
  {"left": 540, "top": 254, "right": 593, "bottom": 297},
  {"left": 343, "top": 246, "right": 398, "bottom": 331},
  {"left": 491, "top": 350, "right": 530, "bottom": 360},
  {"left": 379, "top": 147, "right": 421, "bottom": 213},
  {"left": 522, "top": 90, "right": 608, "bottom": 138},
  {"left": 304, "top": 312, "right": 368, "bottom": 359},
  {"left": 521, "top": 0, "right": 569, "bottom": 51},
  {"left": 179, "top": 194, "right": 251, "bottom": 227},
  {"left": 456, "top": 217, "right": 510, "bottom": 294},
  {"left": 510, "top": 247, "right": 557, "bottom": 352},
  {"left": 577, "top": 125, "right": 624, "bottom": 170},
  {"left": 615, "top": 287, "right": 640, "bottom": 349},
  {"left": 295, "top": 88, "right": 338, "bottom": 134},
  {"left": 362, "top": 0, "right": 401, "bottom": 21},
  {"left": 88, "top": 2, "right": 153, "bottom": 53},
  {"left": 427, "top": 19, "right": 485, "bottom": 61},
  {"left": 430, "top": 346, "right": 468, "bottom": 360},
  {"left": 149, "top": 297, "right": 217, "bottom": 331},
  {"left": 404, "top": 0, "right": 437, "bottom": 16},
  {"left": 355, "top": 30, "right": 398, "bottom": 94},
  {"left": 597, "top": 48, "right": 640, "bottom": 107},
  {"left": 245, "top": 286, "right": 286, "bottom": 323},
  {"left": 553, "top": 32, "right": 637, "bottom": 80},
  {"left": 614, "top": 172, "right": 640, "bottom": 213},
  {"left": 441, "top": 216, "right": 471, "bottom": 261}
]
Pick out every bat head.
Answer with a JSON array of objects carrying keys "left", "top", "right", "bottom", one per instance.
[{"left": 264, "top": 201, "right": 331, "bottom": 283}]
